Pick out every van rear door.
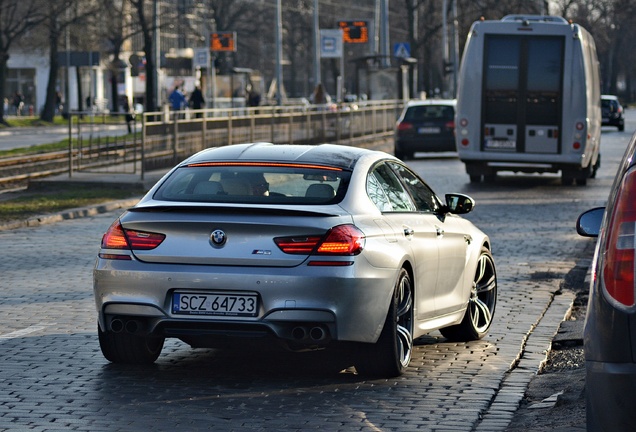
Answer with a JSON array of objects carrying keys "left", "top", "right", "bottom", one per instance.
[{"left": 483, "top": 35, "right": 564, "bottom": 155}]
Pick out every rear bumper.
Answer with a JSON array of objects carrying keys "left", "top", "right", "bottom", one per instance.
[
  {"left": 93, "top": 258, "right": 396, "bottom": 345},
  {"left": 395, "top": 137, "right": 456, "bottom": 153},
  {"left": 586, "top": 360, "right": 636, "bottom": 431},
  {"left": 601, "top": 116, "right": 624, "bottom": 127}
]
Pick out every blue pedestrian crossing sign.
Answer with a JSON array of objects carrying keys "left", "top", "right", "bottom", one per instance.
[{"left": 394, "top": 42, "right": 411, "bottom": 59}]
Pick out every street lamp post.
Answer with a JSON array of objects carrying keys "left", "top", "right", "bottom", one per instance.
[{"left": 275, "top": 0, "right": 283, "bottom": 106}]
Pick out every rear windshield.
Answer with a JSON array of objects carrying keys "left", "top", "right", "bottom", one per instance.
[
  {"left": 153, "top": 163, "right": 350, "bottom": 205},
  {"left": 404, "top": 105, "right": 454, "bottom": 122},
  {"left": 602, "top": 99, "right": 617, "bottom": 110}
]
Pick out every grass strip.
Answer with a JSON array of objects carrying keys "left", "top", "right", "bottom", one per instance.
[{"left": 0, "top": 185, "right": 143, "bottom": 224}]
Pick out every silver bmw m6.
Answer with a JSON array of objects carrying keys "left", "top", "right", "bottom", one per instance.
[{"left": 94, "top": 143, "right": 497, "bottom": 377}]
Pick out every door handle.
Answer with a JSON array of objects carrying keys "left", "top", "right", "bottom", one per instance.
[
  {"left": 435, "top": 226, "right": 444, "bottom": 237},
  {"left": 403, "top": 226, "right": 414, "bottom": 238}
]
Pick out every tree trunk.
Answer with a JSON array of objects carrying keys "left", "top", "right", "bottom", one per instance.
[
  {"left": 0, "top": 55, "right": 8, "bottom": 125},
  {"left": 41, "top": 27, "right": 60, "bottom": 122},
  {"left": 76, "top": 66, "right": 84, "bottom": 113}
]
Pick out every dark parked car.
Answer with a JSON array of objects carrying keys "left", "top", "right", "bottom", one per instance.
[
  {"left": 94, "top": 143, "right": 497, "bottom": 377},
  {"left": 601, "top": 94, "right": 624, "bottom": 131},
  {"left": 394, "top": 99, "right": 456, "bottom": 159},
  {"left": 577, "top": 130, "right": 636, "bottom": 430}
]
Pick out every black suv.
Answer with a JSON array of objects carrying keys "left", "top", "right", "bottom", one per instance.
[{"left": 601, "top": 95, "right": 624, "bottom": 131}]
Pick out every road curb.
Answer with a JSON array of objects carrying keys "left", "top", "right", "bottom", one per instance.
[
  {"left": 475, "top": 286, "right": 576, "bottom": 431},
  {"left": 0, "top": 197, "right": 140, "bottom": 232}
]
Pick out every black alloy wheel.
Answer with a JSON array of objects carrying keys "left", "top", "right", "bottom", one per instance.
[
  {"left": 356, "top": 268, "right": 414, "bottom": 377},
  {"left": 440, "top": 248, "right": 497, "bottom": 341}
]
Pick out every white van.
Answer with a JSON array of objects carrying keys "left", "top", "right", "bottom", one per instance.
[{"left": 455, "top": 15, "right": 601, "bottom": 185}]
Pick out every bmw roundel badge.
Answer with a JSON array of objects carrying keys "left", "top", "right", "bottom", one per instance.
[{"left": 210, "top": 229, "right": 227, "bottom": 247}]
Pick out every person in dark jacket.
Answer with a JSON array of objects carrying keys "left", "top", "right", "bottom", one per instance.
[{"left": 189, "top": 86, "right": 205, "bottom": 118}]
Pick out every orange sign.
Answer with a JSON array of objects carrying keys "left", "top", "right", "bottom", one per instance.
[
  {"left": 210, "top": 32, "right": 236, "bottom": 52},
  {"left": 338, "top": 21, "right": 369, "bottom": 44}
]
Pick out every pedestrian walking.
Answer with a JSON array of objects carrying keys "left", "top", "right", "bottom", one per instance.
[
  {"left": 123, "top": 98, "right": 134, "bottom": 133},
  {"left": 246, "top": 84, "right": 261, "bottom": 108},
  {"left": 169, "top": 85, "right": 186, "bottom": 111},
  {"left": 310, "top": 83, "right": 330, "bottom": 105},
  {"left": 189, "top": 86, "right": 205, "bottom": 118},
  {"left": 12, "top": 91, "right": 24, "bottom": 116},
  {"left": 55, "top": 92, "right": 63, "bottom": 116}
]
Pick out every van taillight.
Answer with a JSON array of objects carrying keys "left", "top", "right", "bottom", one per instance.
[
  {"left": 603, "top": 169, "right": 636, "bottom": 307},
  {"left": 101, "top": 220, "right": 165, "bottom": 250}
]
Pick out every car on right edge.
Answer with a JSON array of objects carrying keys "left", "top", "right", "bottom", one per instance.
[{"left": 576, "top": 129, "right": 636, "bottom": 430}]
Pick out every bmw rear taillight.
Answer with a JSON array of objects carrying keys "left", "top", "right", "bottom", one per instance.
[
  {"left": 603, "top": 169, "right": 636, "bottom": 307},
  {"left": 273, "top": 235, "right": 323, "bottom": 254},
  {"left": 275, "top": 224, "right": 365, "bottom": 256},
  {"left": 316, "top": 225, "right": 365, "bottom": 255},
  {"left": 101, "top": 220, "right": 165, "bottom": 251}
]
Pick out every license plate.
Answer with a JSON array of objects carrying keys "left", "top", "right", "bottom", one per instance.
[
  {"left": 418, "top": 127, "right": 440, "bottom": 134},
  {"left": 485, "top": 139, "right": 516, "bottom": 150},
  {"left": 172, "top": 292, "right": 258, "bottom": 317}
]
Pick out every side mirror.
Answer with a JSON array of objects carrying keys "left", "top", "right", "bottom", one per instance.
[
  {"left": 576, "top": 207, "right": 605, "bottom": 237},
  {"left": 445, "top": 193, "right": 475, "bottom": 215}
]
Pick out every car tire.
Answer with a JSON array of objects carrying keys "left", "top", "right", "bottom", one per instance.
[
  {"left": 98, "top": 324, "right": 164, "bottom": 364},
  {"left": 440, "top": 248, "right": 497, "bottom": 341},
  {"left": 355, "top": 268, "right": 413, "bottom": 377},
  {"left": 591, "top": 154, "right": 601, "bottom": 179},
  {"left": 561, "top": 174, "right": 574, "bottom": 186}
]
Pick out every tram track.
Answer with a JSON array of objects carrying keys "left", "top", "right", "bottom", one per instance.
[{"left": 0, "top": 143, "right": 136, "bottom": 192}]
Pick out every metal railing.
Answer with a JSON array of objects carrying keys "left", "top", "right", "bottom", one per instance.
[{"left": 64, "top": 100, "right": 403, "bottom": 179}]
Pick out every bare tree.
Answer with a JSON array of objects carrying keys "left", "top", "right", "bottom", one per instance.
[
  {"left": 0, "top": 0, "right": 45, "bottom": 124},
  {"left": 128, "top": 0, "right": 172, "bottom": 112},
  {"left": 98, "top": 0, "right": 142, "bottom": 114},
  {"left": 38, "top": 0, "right": 100, "bottom": 122}
]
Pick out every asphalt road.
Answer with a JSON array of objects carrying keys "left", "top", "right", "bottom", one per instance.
[{"left": 0, "top": 112, "right": 633, "bottom": 431}]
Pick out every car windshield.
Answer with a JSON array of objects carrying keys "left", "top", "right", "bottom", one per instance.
[
  {"left": 404, "top": 105, "right": 454, "bottom": 122},
  {"left": 153, "top": 163, "right": 350, "bottom": 205}
]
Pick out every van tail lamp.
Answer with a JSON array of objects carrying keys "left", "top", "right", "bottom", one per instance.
[
  {"left": 572, "top": 142, "right": 581, "bottom": 150},
  {"left": 459, "top": 118, "right": 468, "bottom": 127},
  {"left": 461, "top": 138, "right": 470, "bottom": 146},
  {"left": 275, "top": 224, "right": 365, "bottom": 256},
  {"left": 575, "top": 122, "right": 585, "bottom": 131},
  {"left": 603, "top": 169, "right": 636, "bottom": 308},
  {"left": 101, "top": 220, "right": 166, "bottom": 252}
]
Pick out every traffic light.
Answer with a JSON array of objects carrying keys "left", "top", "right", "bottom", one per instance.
[
  {"left": 443, "top": 61, "right": 454, "bottom": 75},
  {"left": 129, "top": 54, "right": 139, "bottom": 77}
]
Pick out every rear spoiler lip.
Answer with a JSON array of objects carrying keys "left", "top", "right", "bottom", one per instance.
[{"left": 127, "top": 204, "right": 342, "bottom": 218}]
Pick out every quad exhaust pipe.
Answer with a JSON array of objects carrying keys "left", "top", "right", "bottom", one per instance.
[
  {"left": 291, "top": 325, "right": 328, "bottom": 342},
  {"left": 110, "top": 318, "right": 143, "bottom": 334}
]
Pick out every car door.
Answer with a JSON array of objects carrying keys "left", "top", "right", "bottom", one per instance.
[
  {"left": 388, "top": 162, "right": 471, "bottom": 317},
  {"left": 366, "top": 162, "right": 440, "bottom": 319}
]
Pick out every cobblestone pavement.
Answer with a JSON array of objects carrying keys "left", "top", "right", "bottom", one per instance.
[{"left": 0, "top": 122, "right": 631, "bottom": 431}]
